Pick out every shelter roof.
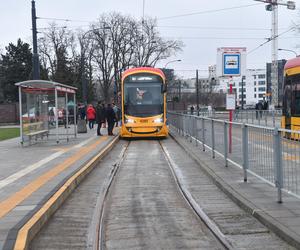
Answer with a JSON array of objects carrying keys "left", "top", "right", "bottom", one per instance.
[{"left": 15, "top": 80, "right": 77, "bottom": 93}]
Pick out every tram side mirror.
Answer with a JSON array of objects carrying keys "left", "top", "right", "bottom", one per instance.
[{"left": 161, "top": 84, "right": 167, "bottom": 93}]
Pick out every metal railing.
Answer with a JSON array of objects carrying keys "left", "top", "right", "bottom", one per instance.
[
  {"left": 168, "top": 111, "right": 300, "bottom": 203},
  {"left": 181, "top": 109, "right": 282, "bottom": 127},
  {"left": 233, "top": 110, "right": 282, "bottom": 127}
]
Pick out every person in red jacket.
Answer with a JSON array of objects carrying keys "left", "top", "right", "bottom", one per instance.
[{"left": 86, "top": 104, "right": 96, "bottom": 129}]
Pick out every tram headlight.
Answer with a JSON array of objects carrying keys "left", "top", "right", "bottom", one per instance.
[
  {"left": 125, "top": 118, "right": 134, "bottom": 124},
  {"left": 153, "top": 118, "right": 163, "bottom": 123}
]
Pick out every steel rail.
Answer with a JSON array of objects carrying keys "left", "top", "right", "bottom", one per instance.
[
  {"left": 159, "top": 140, "right": 235, "bottom": 250},
  {"left": 93, "top": 142, "right": 130, "bottom": 250}
]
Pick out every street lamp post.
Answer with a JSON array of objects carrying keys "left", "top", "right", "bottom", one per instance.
[
  {"left": 164, "top": 59, "right": 181, "bottom": 69},
  {"left": 278, "top": 48, "right": 298, "bottom": 57},
  {"left": 163, "top": 59, "right": 181, "bottom": 110}
]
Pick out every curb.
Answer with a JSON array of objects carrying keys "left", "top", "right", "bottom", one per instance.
[
  {"left": 170, "top": 131, "right": 300, "bottom": 249},
  {"left": 13, "top": 136, "right": 119, "bottom": 250}
]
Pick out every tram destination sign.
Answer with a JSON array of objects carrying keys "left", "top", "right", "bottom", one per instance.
[{"left": 126, "top": 74, "right": 161, "bottom": 83}]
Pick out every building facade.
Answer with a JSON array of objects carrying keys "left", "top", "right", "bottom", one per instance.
[{"left": 216, "top": 68, "right": 267, "bottom": 107}]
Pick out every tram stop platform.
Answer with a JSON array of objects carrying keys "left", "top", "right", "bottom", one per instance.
[
  {"left": 170, "top": 128, "right": 300, "bottom": 249},
  {"left": 0, "top": 126, "right": 119, "bottom": 250}
]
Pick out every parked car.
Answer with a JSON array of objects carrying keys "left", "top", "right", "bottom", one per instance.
[{"left": 244, "top": 104, "right": 256, "bottom": 110}]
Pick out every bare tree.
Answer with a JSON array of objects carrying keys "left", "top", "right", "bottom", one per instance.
[
  {"left": 133, "top": 18, "right": 183, "bottom": 67},
  {"left": 90, "top": 13, "right": 183, "bottom": 101},
  {"left": 38, "top": 23, "right": 77, "bottom": 84},
  {"left": 38, "top": 13, "right": 183, "bottom": 103}
]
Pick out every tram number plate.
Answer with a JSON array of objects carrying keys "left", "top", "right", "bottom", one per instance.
[{"left": 140, "top": 120, "right": 148, "bottom": 123}]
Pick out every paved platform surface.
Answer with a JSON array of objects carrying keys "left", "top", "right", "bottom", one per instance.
[
  {"left": 170, "top": 128, "right": 300, "bottom": 249},
  {"left": 0, "top": 126, "right": 118, "bottom": 250}
]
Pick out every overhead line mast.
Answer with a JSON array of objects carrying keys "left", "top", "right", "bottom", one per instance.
[{"left": 254, "top": 0, "right": 295, "bottom": 107}]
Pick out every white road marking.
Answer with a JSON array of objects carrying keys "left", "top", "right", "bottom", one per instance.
[{"left": 0, "top": 137, "right": 96, "bottom": 189}]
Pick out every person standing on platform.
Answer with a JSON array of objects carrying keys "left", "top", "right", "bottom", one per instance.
[
  {"left": 78, "top": 103, "right": 86, "bottom": 120},
  {"left": 190, "top": 105, "right": 194, "bottom": 115},
  {"left": 86, "top": 104, "right": 96, "bottom": 129},
  {"left": 112, "top": 103, "right": 120, "bottom": 127},
  {"left": 96, "top": 101, "right": 106, "bottom": 136},
  {"left": 106, "top": 103, "right": 117, "bottom": 136}
]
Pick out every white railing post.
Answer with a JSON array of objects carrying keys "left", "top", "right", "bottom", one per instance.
[
  {"left": 242, "top": 123, "right": 249, "bottom": 182},
  {"left": 273, "top": 127, "right": 283, "bottom": 203},
  {"left": 224, "top": 122, "right": 228, "bottom": 167}
]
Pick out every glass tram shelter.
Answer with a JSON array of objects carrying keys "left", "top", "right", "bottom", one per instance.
[{"left": 15, "top": 80, "right": 77, "bottom": 145}]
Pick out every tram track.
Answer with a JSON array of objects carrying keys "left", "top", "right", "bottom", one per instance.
[
  {"left": 96, "top": 142, "right": 130, "bottom": 250},
  {"left": 97, "top": 140, "right": 227, "bottom": 250},
  {"left": 159, "top": 141, "right": 233, "bottom": 250},
  {"left": 30, "top": 138, "right": 295, "bottom": 250}
]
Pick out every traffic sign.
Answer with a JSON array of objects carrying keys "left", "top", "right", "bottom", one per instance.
[
  {"left": 226, "top": 93, "right": 236, "bottom": 110},
  {"left": 217, "top": 47, "right": 246, "bottom": 77},
  {"left": 223, "top": 54, "right": 240, "bottom": 75}
]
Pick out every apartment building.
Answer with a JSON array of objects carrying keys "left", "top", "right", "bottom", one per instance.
[{"left": 216, "top": 68, "right": 267, "bottom": 107}]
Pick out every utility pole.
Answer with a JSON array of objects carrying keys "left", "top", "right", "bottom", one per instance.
[
  {"left": 31, "top": 0, "right": 40, "bottom": 80},
  {"left": 254, "top": 0, "right": 295, "bottom": 107},
  {"left": 196, "top": 69, "right": 199, "bottom": 111},
  {"left": 271, "top": 2, "right": 278, "bottom": 107}
]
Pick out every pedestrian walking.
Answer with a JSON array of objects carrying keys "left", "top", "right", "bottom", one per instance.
[
  {"left": 106, "top": 103, "right": 117, "bottom": 136},
  {"left": 86, "top": 104, "right": 96, "bottom": 129},
  {"left": 96, "top": 101, "right": 106, "bottom": 136}
]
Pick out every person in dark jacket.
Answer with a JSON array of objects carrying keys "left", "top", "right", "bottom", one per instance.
[
  {"left": 255, "top": 101, "right": 263, "bottom": 119},
  {"left": 96, "top": 101, "right": 106, "bottom": 136},
  {"left": 78, "top": 104, "right": 86, "bottom": 120},
  {"left": 106, "top": 103, "right": 117, "bottom": 136}
]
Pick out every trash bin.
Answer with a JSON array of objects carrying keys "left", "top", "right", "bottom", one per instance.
[{"left": 77, "top": 119, "right": 87, "bottom": 133}]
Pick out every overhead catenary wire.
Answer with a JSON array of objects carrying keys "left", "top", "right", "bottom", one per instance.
[
  {"left": 158, "top": 3, "right": 263, "bottom": 20},
  {"left": 157, "top": 25, "right": 273, "bottom": 31},
  {"left": 247, "top": 27, "right": 296, "bottom": 54},
  {"left": 162, "top": 35, "right": 300, "bottom": 40},
  {"left": 37, "top": 17, "right": 90, "bottom": 23},
  {"left": 37, "top": 3, "right": 263, "bottom": 25},
  {"left": 163, "top": 36, "right": 270, "bottom": 40}
]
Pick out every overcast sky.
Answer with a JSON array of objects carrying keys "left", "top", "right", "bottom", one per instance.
[{"left": 1, "top": 0, "right": 299, "bottom": 78}]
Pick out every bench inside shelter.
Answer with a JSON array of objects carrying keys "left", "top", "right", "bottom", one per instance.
[{"left": 23, "top": 121, "right": 49, "bottom": 144}]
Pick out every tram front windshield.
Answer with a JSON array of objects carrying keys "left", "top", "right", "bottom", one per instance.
[{"left": 124, "top": 74, "right": 164, "bottom": 117}]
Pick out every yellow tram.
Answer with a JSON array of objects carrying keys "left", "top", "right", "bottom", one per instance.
[
  {"left": 120, "top": 67, "right": 168, "bottom": 138},
  {"left": 282, "top": 57, "right": 300, "bottom": 139}
]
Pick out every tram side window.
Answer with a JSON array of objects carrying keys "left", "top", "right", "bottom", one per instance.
[
  {"left": 283, "top": 79, "right": 292, "bottom": 117},
  {"left": 295, "top": 88, "right": 300, "bottom": 116}
]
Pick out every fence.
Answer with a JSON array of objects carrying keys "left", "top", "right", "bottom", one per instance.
[
  {"left": 232, "top": 110, "right": 282, "bottom": 127},
  {"left": 183, "top": 109, "right": 282, "bottom": 127},
  {"left": 0, "top": 103, "right": 19, "bottom": 124},
  {"left": 168, "top": 111, "right": 300, "bottom": 203}
]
